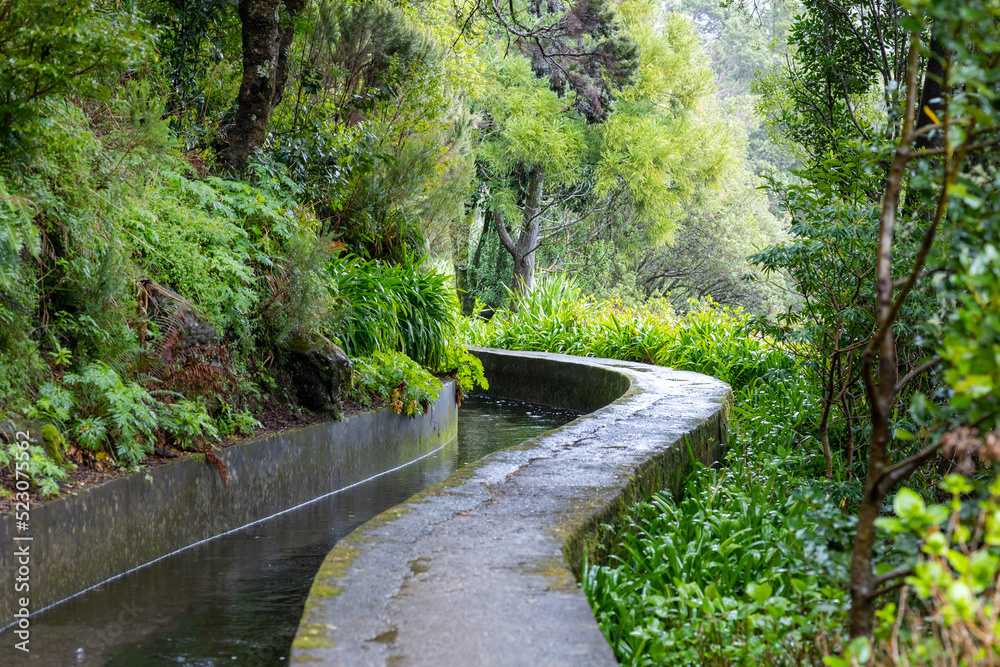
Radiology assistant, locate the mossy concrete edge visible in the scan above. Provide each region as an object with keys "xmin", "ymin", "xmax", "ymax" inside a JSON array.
[
  {"xmin": 0, "ymin": 382, "xmax": 457, "ymax": 621},
  {"xmin": 291, "ymin": 349, "xmax": 730, "ymax": 666}
]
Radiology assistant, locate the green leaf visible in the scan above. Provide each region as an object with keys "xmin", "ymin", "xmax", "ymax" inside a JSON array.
[
  {"xmin": 940, "ymin": 474, "xmax": 973, "ymax": 495},
  {"xmin": 848, "ymin": 636, "xmax": 872, "ymax": 664},
  {"xmin": 893, "ymin": 488, "xmax": 926, "ymax": 520},
  {"xmin": 922, "ymin": 531, "xmax": 947, "ymax": 556},
  {"xmin": 747, "ymin": 581, "xmax": 773, "ymax": 604},
  {"xmin": 875, "ymin": 516, "xmax": 905, "ymax": 533}
]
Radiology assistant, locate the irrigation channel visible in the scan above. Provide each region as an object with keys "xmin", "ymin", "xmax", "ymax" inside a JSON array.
[{"xmin": 0, "ymin": 395, "xmax": 578, "ymax": 666}]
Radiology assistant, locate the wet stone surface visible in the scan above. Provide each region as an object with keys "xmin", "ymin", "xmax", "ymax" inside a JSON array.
[{"xmin": 292, "ymin": 349, "xmax": 731, "ymax": 667}]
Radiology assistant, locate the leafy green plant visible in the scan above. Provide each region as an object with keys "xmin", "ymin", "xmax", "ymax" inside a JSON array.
[
  {"xmin": 46, "ymin": 363, "xmax": 160, "ymax": 464},
  {"xmin": 74, "ymin": 416, "xmax": 108, "ymax": 451},
  {"xmin": 29, "ymin": 381, "xmax": 75, "ymax": 426},
  {"xmin": 348, "ymin": 351, "xmax": 442, "ymax": 417},
  {"xmin": 462, "ymin": 275, "xmax": 784, "ymax": 394},
  {"xmin": 0, "ymin": 440, "xmax": 67, "ymax": 497},
  {"xmin": 159, "ymin": 399, "xmax": 219, "ymax": 450},
  {"xmin": 331, "ymin": 256, "xmax": 456, "ymax": 368},
  {"xmin": 214, "ymin": 403, "xmax": 261, "ymax": 438},
  {"xmin": 461, "ymin": 274, "xmax": 597, "ymax": 355},
  {"xmin": 436, "ymin": 339, "xmax": 489, "ymax": 398},
  {"xmin": 0, "ymin": 0, "xmax": 154, "ymax": 137},
  {"xmin": 856, "ymin": 475, "xmax": 1000, "ymax": 666},
  {"xmin": 31, "ymin": 364, "xmax": 229, "ymax": 461}
]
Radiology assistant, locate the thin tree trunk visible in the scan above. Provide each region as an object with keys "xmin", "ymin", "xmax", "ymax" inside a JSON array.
[
  {"xmin": 272, "ymin": 0, "xmax": 306, "ymax": 109},
  {"xmin": 818, "ymin": 319, "xmax": 843, "ymax": 479},
  {"xmin": 848, "ymin": 37, "xmax": 919, "ymax": 638},
  {"xmin": 495, "ymin": 165, "xmax": 545, "ymax": 312},
  {"xmin": 512, "ymin": 165, "xmax": 544, "ymax": 299},
  {"xmin": 472, "ymin": 210, "xmax": 493, "ymax": 270},
  {"xmin": 913, "ymin": 38, "xmax": 947, "ymax": 152},
  {"xmin": 902, "ymin": 36, "xmax": 947, "ymax": 213}
]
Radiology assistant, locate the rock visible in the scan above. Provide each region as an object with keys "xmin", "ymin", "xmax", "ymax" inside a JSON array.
[
  {"xmin": 141, "ymin": 279, "xmax": 231, "ymax": 404},
  {"xmin": 283, "ymin": 339, "xmax": 353, "ymax": 418},
  {"xmin": 0, "ymin": 420, "xmax": 65, "ymax": 464},
  {"xmin": 140, "ymin": 279, "xmax": 220, "ymax": 350}
]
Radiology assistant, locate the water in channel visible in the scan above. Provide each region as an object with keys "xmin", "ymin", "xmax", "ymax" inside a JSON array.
[{"xmin": 0, "ymin": 395, "xmax": 577, "ymax": 666}]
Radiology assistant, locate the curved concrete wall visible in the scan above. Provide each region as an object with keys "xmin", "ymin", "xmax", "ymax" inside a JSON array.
[
  {"xmin": 0, "ymin": 383, "xmax": 457, "ymax": 621},
  {"xmin": 292, "ymin": 349, "xmax": 731, "ymax": 666}
]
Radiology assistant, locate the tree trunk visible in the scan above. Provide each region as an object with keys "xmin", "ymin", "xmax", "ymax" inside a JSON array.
[
  {"xmin": 218, "ymin": 0, "xmax": 306, "ymax": 171},
  {"xmin": 903, "ymin": 36, "xmax": 947, "ymax": 213},
  {"xmin": 848, "ymin": 38, "xmax": 917, "ymax": 638},
  {"xmin": 495, "ymin": 165, "xmax": 545, "ymax": 311},
  {"xmin": 472, "ymin": 211, "xmax": 493, "ymax": 271},
  {"xmin": 455, "ymin": 265, "xmax": 473, "ymax": 316}
]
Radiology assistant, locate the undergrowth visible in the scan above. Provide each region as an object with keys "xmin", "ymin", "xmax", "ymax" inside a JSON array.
[
  {"xmin": 584, "ymin": 372, "xmax": 856, "ymax": 665},
  {"xmin": 348, "ymin": 351, "xmax": 443, "ymax": 417},
  {"xmin": 0, "ymin": 94, "xmax": 475, "ymax": 498}
]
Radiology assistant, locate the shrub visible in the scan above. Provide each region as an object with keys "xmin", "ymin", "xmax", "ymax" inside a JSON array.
[
  {"xmin": 57, "ymin": 363, "xmax": 160, "ymax": 464},
  {"xmin": 0, "ymin": 0, "xmax": 153, "ymax": 138},
  {"xmin": 348, "ymin": 351, "xmax": 442, "ymax": 417},
  {"xmin": 214, "ymin": 403, "xmax": 261, "ymax": 438},
  {"xmin": 159, "ymin": 399, "xmax": 219, "ymax": 450},
  {"xmin": 461, "ymin": 274, "xmax": 788, "ymax": 393},
  {"xmin": 29, "ymin": 363, "xmax": 228, "ymax": 465},
  {"xmin": 331, "ymin": 257, "xmax": 456, "ymax": 368},
  {"xmin": 0, "ymin": 439, "xmax": 67, "ymax": 498},
  {"xmin": 436, "ymin": 339, "xmax": 489, "ymax": 399},
  {"xmin": 853, "ymin": 475, "xmax": 1000, "ymax": 666}
]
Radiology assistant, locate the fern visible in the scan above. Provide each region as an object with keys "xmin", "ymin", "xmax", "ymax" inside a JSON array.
[
  {"xmin": 0, "ymin": 442, "xmax": 68, "ymax": 498},
  {"xmin": 348, "ymin": 351, "xmax": 442, "ymax": 417},
  {"xmin": 437, "ymin": 339, "xmax": 489, "ymax": 397},
  {"xmin": 159, "ymin": 400, "xmax": 219, "ymax": 450},
  {"xmin": 61, "ymin": 363, "xmax": 159, "ymax": 463}
]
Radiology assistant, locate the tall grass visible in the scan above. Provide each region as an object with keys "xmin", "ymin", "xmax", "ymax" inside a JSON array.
[
  {"xmin": 461, "ymin": 274, "xmax": 788, "ymax": 392},
  {"xmin": 331, "ymin": 256, "xmax": 456, "ymax": 368}
]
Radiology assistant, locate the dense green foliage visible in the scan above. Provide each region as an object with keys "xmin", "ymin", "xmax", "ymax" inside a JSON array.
[
  {"xmin": 331, "ymin": 257, "xmax": 456, "ymax": 368},
  {"xmin": 463, "ymin": 274, "xmax": 787, "ymax": 377},
  {"xmin": 347, "ymin": 350, "xmax": 442, "ymax": 418},
  {"xmin": 1, "ymin": 0, "xmax": 998, "ymax": 663},
  {"xmin": 0, "ymin": 0, "xmax": 495, "ymax": 499}
]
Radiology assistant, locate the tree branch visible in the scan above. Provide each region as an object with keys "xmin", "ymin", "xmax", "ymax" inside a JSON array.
[
  {"xmin": 895, "ymin": 355, "xmax": 942, "ymax": 393},
  {"xmin": 494, "ymin": 210, "xmax": 516, "ymax": 254}
]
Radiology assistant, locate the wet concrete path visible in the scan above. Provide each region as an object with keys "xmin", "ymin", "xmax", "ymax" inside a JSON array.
[{"xmin": 292, "ymin": 349, "xmax": 730, "ymax": 667}]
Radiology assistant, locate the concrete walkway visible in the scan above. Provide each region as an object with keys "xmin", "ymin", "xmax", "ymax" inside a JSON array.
[{"xmin": 291, "ymin": 349, "xmax": 730, "ymax": 666}]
